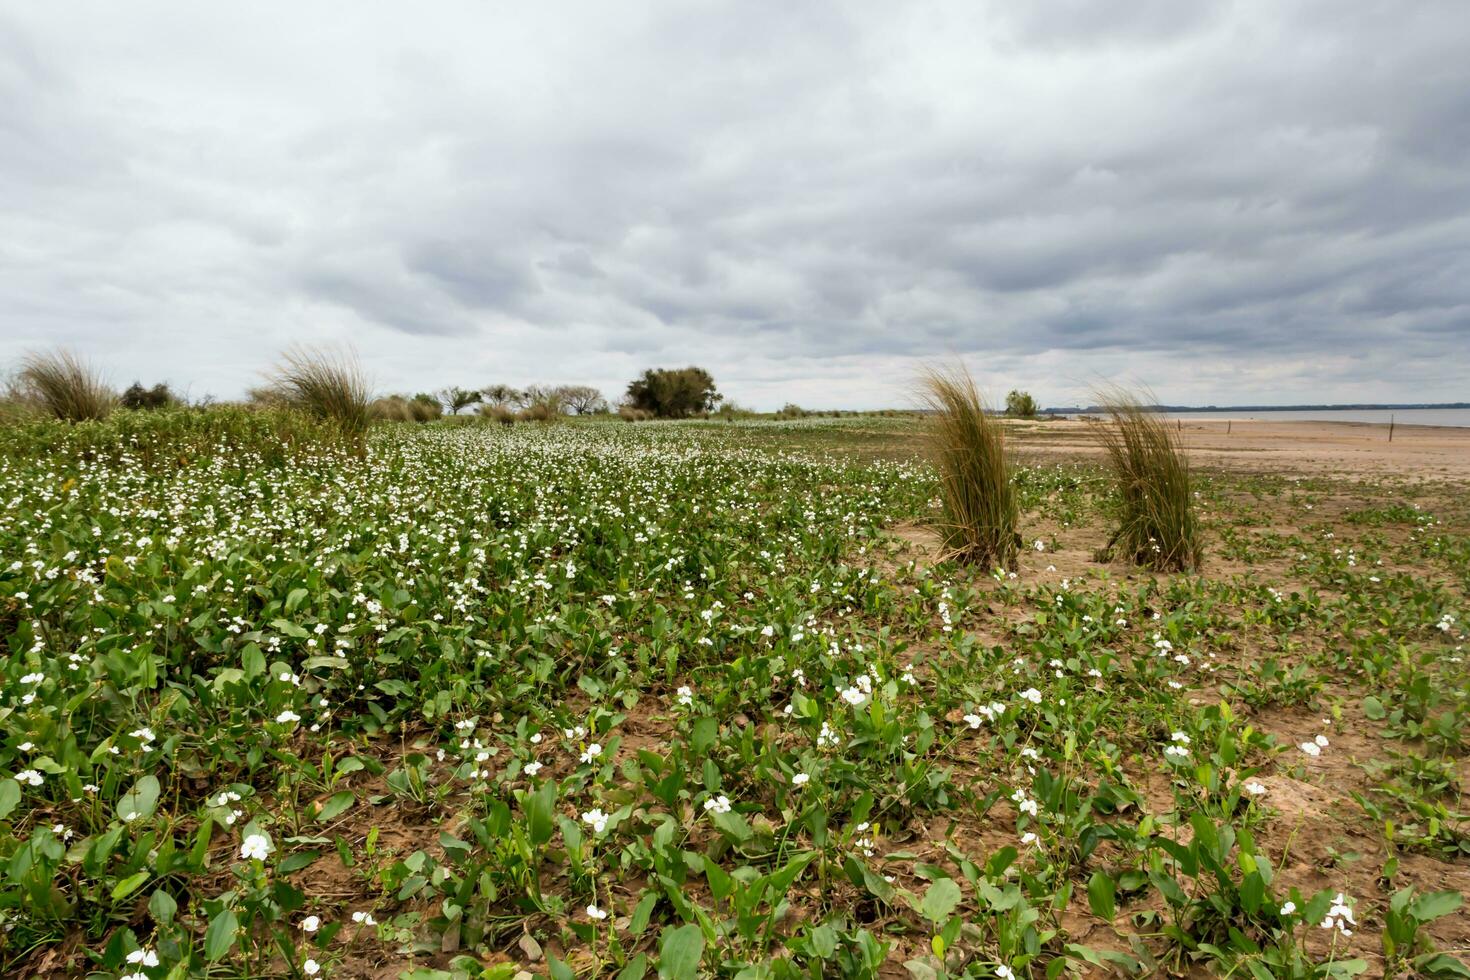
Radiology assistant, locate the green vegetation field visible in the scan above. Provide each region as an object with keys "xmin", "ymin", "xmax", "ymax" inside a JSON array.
[{"xmin": 1, "ymin": 413, "xmax": 1466, "ymax": 978}]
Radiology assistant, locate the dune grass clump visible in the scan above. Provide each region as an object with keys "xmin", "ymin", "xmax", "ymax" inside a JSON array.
[
  {"xmin": 919, "ymin": 366, "xmax": 1020, "ymax": 569},
  {"xmin": 1093, "ymin": 391, "xmax": 1202, "ymax": 571},
  {"xmin": 17, "ymin": 349, "xmax": 115, "ymax": 422},
  {"xmin": 268, "ymin": 346, "xmax": 373, "ymax": 443}
]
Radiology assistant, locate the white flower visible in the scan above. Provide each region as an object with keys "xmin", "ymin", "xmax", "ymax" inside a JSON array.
[
  {"xmin": 1018, "ymin": 688, "xmax": 1042, "ymax": 705},
  {"xmin": 240, "ymin": 833, "xmax": 271, "ymax": 861},
  {"xmin": 1320, "ymin": 893, "xmax": 1356, "ymax": 936},
  {"xmin": 1020, "ymin": 831, "xmax": 1038, "ymax": 846},
  {"xmin": 580, "ymin": 743, "xmax": 603, "ymax": 764},
  {"xmin": 1170, "ymin": 732, "xmax": 1190, "ymax": 745},
  {"xmin": 1245, "ymin": 781, "xmax": 1267, "ymax": 796},
  {"xmin": 523, "ymin": 760, "xmax": 543, "ymax": 777},
  {"xmin": 703, "ymin": 794, "xmax": 732, "ymax": 814},
  {"xmin": 303, "ymin": 959, "xmax": 321, "ymax": 976},
  {"xmin": 351, "ymin": 910, "xmax": 377, "ymax": 925},
  {"xmin": 586, "ymin": 904, "xmax": 608, "ymax": 920},
  {"xmin": 126, "ymin": 949, "xmax": 160, "ymax": 967},
  {"xmin": 1033, "ymin": 539, "xmax": 1045, "ymax": 551},
  {"xmin": 963, "ymin": 713, "xmax": 983, "ymax": 729},
  {"xmin": 840, "ymin": 686, "xmax": 866, "ymax": 706},
  {"xmin": 791, "ymin": 772, "xmax": 810, "ymax": 787},
  {"xmin": 15, "ymin": 769, "xmax": 43, "ymax": 787},
  {"xmin": 275, "ymin": 710, "xmax": 301, "ymax": 723},
  {"xmin": 1299, "ymin": 741, "xmax": 1321, "ymax": 757},
  {"xmin": 998, "ymin": 966, "xmax": 1017, "ymax": 980},
  {"xmin": 1314, "ymin": 734, "xmax": 1329, "ymax": 748},
  {"xmin": 581, "ymin": 808, "xmax": 608, "ymax": 833},
  {"xmin": 1164, "ymin": 744, "xmax": 1190, "ymax": 760},
  {"xmin": 1280, "ymin": 901, "xmax": 1296, "ymax": 916},
  {"xmin": 301, "ymin": 915, "xmax": 321, "ymax": 932},
  {"xmin": 122, "ymin": 973, "xmax": 148, "ymax": 980},
  {"xmin": 675, "ymin": 686, "xmax": 693, "ymax": 707}
]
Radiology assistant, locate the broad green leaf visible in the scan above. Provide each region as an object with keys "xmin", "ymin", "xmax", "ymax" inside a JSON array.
[
  {"xmin": 111, "ymin": 870, "xmax": 150, "ymax": 901},
  {"xmin": 658, "ymin": 923, "xmax": 705, "ymax": 980},
  {"xmin": 116, "ymin": 775, "xmax": 161, "ymax": 823},
  {"xmin": 314, "ymin": 791, "xmax": 355, "ymax": 823},
  {"xmin": 1087, "ymin": 871, "xmax": 1116, "ymax": 920},
  {"xmin": 918, "ymin": 878, "xmax": 961, "ymax": 924},
  {"xmin": 0, "ymin": 780, "xmax": 20, "ymax": 820},
  {"xmin": 204, "ymin": 908, "xmax": 239, "ymax": 961}
]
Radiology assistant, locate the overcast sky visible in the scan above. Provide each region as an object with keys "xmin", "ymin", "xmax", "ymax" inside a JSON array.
[{"xmin": 3, "ymin": 2, "xmax": 1468, "ymax": 409}]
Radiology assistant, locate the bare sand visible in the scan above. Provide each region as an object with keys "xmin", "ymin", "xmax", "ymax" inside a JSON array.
[{"xmin": 1005, "ymin": 417, "xmax": 1470, "ymax": 480}]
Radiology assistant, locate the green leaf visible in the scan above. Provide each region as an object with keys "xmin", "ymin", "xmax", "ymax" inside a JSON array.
[
  {"xmin": 918, "ymin": 878, "xmax": 961, "ymax": 924},
  {"xmin": 241, "ymin": 643, "xmax": 266, "ymax": 679},
  {"xmin": 629, "ymin": 890, "xmax": 659, "ymax": 935},
  {"xmin": 314, "ymin": 791, "xmax": 355, "ymax": 823},
  {"xmin": 1362, "ymin": 695, "xmax": 1385, "ymax": 720},
  {"xmin": 524, "ymin": 779, "xmax": 557, "ymax": 846},
  {"xmin": 658, "ymin": 923, "xmax": 705, "ymax": 980},
  {"xmin": 115, "ymin": 775, "xmax": 161, "ymax": 823},
  {"xmin": 270, "ymin": 618, "xmax": 309, "ymax": 639},
  {"xmin": 1409, "ymin": 891, "xmax": 1462, "ymax": 923},
  {"xmin": 148, "ymin": 889, "xmax": 177, "ymax": 927},
  {"xmin": 1087, "ymin": 871, "xmax": 1116, "ymax": 920},
  {"xmin": 690, "ymin": 717, "xmax": 718, "ymax": 756},
  {"xmin": 204, "ymin": 908, "xmax": 239, "ymax": 961},
  {"xmin": 1411, "ymin": 953, "xmax": 1470, "ymax": 979},
  {"xmin": 111, "ymin": 870, "xmax": 150, "ymax": 901},
  {"xmin": 278, "ymin": 851, "xmax": 319, "ymax": 874},
  {"xmin": 0, "ymin": 779, "xmax": 20, "ymax": 820},
  {"xmin": 615, "ymin": 954, "xmax": 649, "ymax": 980},
  {"xmin": 285, "ymin": 587, "xmax": 309, "ymax": 613}
]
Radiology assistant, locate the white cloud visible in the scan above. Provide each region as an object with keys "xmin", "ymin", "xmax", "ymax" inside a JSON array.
[{"xmin": 2, "ymin": 0, "xmax": 1468, "ymax": 409}]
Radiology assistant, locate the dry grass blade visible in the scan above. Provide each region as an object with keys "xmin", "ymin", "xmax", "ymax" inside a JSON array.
[
  {"xmin": 918, "ymin": 365, "xmax": 1020, "ymax": 570},
  {"xmin": 1092, "ymin": 388, "xmax": 1202, "ymax": 571},
  {"xmin": 269, "ymin": 346, "xmax": 373, "ymax": 443},
  {"xmin": 18, "ymin": 349, "xmax": 115, "ymax": 422}
]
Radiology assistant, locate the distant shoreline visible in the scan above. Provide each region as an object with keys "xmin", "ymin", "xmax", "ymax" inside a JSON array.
[{"xmin": 1044, "ymin": 403, "xmax": 1469, "ymax": 414}]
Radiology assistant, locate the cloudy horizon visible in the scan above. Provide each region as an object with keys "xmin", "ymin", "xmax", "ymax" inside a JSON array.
[{"xmin": 2, "ymin": 1, "xmax": 1468, "ymax": 410}]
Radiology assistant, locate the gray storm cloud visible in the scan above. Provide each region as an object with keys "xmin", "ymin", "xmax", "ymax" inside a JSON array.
[{"xmin": 1, "ymin": 0, "xmax": 1467, "ymax": 409}]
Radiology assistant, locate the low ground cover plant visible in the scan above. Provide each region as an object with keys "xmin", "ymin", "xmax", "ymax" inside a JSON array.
[{"xmin": 0, "ymin": 411, "xmax": 1464, "ymax": 978}]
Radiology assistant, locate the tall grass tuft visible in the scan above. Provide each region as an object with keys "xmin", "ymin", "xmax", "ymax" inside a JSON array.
[
  {"xmin": 1092, "ymin": 390, "xmax": 1202, "ymax": 571},
  {"xmin": 17, "ymin": 349, "xmax": 115, "ymax": 422},
  {"xmin": 268, "ymin": 346, "xmax": 373, "ymax": 444},
  {"xmin": 919, "ymin": 366, "xmax": 1020, "ymax": 569}
]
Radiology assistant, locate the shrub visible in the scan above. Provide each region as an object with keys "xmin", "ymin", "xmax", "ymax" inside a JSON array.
[
  {"xmin": 121, "ymin": 382, "xmax": 177, "ymax": 410},
  {"xmin": 267, "ymin": 346, "xmax": 373, "ymax": 443},
  {"xmin": 1005, "ymin": 389, "xmax": 1038, "ymax": 419},
  {"xmin": 919, "ymin": 366, "xmax": 1020, "ymax": 569},
  {"xmin": 618, "ymin": 404, "xmax": 654, "ymax": 422},
  {"xmin": 479, "ymin": 403, "xmax": 517, "ymax": 427},
  {"xmin": 625, "ymin": 367, "xmax": 720, "ymax": 418},
  {"xmin": 0, "ymin": 404, "xmax": 345, "ymax": 470},
  {"xmin": 777, "ymin": 403, "xmax": 808, "ymax": 419},
  {"xmin": 17, "ymin": 349, "xmax": 115, "ymax": 422},
  {"xmin": 522, "ymin": 385, "xmax": 567, "ymax": 420},
  {"xmin": 1092, "ymin": 391, "xmax": 1202, "ymax": 571},
  {"xmin": 372, "ymin": 393, "xmax": 442, "ymax": 422}
]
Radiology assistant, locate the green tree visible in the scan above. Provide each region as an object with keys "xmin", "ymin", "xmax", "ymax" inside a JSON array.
[
  {"xmin": 1005, "ymin": 389, "xmax": 1038, "ymax": 418},
  {"xmin": 624, "ymin": 367, "xmax": 720, "ymax": 418},
  {"xmin": 439, "ymin": 386, "xmax": 482, "ymax": 415}
]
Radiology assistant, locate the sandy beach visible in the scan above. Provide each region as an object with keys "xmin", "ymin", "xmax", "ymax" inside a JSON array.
[{"xmin": 1008, "ymin": 417, "xmax": 1470, "ymax": 479}]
